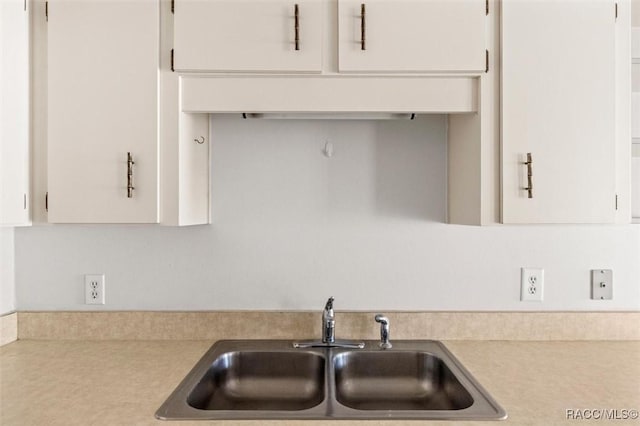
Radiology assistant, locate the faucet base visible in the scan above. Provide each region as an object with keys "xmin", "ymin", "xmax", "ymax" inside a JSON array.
[{"xmin": 293, "ymin": 339, "xmax": 365, "ymax": 349}]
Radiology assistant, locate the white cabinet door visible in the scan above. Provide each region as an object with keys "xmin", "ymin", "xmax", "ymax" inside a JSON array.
[
  {"xmin": 502, "ymin": 0, "xmax": 616, "ymax": 224},
  {"xmin": 633, "ymin": 158, "xmax": 640, "ymax": 219},
  {"xmin": 174, "ymin": 0, "xmax": 323, "ymax": 72},
  {"xmin": 0, "ymin": 0, "xmax": 30, "ymax": 226},
  {"xmin": 48, "ymin": 0, "xmax": 159, "ymax": 223},
  {"xmin": 633, "ymin": 93, "xmax": 640, "ymax": 139},
  {"xmin": 338, "ymin": 0, "xmax": 487, "ymax": 73}
]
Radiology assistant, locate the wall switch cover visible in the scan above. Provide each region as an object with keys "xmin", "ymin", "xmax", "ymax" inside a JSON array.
[{"xmin": 591, "ymin": 269, "xmax": 612, "ymax": 300}]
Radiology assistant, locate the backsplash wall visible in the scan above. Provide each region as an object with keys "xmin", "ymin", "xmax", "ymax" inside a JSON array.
[
  {"xmin": 0, "ymin": 227, "xmax": 15, "ymax": 315},
  {"xmin": 15, "ymin": 116, "xmax": 640, "ymax": 311}
]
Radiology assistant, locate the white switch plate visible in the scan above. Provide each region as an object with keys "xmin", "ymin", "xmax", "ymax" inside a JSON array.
[
  {"xmin": 85, "ymin": 274, "xmax": 105, "ymax": 305},
  {"xmin": 521, "ymin": 268, "xmax": 544, "ymax": 302},
  {"xmin": 591, "ymin": 269, "xmax": 612, "ymax": 300}
]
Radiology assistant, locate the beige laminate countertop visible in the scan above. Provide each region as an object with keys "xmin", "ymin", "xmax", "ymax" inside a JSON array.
[{"xmin": 1, "ymin": 340, "xmax": 639, "ymax": 426}]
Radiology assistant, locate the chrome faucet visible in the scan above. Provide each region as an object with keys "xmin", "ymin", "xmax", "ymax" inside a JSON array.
[
  {"xmin": 322, "ymin": 297, "xmax": 336, "ymax": 344},
  {"xmin": 293, "ymin": 297, "xmax": 364, "ymax": 349},
  {"xmin": 375, "ymin": 314, "xmax": 392, "ymax": 349}
]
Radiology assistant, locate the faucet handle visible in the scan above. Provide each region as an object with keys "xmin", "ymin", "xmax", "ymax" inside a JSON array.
[
  {"xmin": 324, "ymin": 297, "xmax": 334, "ymax": 311},
  {"xmin": 374, "ymin": 314, "xmax": 388, "ymax": 324},
  {"xmin": 374, "ymin": 314, "xmax": 392, "ymax": 349}
]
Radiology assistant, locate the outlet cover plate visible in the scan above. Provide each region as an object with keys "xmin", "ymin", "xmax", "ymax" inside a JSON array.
[
  {"xmin": 85, "ymin": 274, "xmax": 105, "ymax": 305},
  {"xmin": 521, "ymin": 268, "xmax": 544, "ymax": 302},
  {"xmin": 591, "ymin": 269, "xmax": 613, "ymax": 300}
]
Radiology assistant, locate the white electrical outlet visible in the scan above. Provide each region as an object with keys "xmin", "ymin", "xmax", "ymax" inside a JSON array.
[
  {"xmin": 85, "ymin": 274, "xmax": 105, "ymax": 305},
  {"xmin": 521, "ymin": 268, "xmax": 544, "ymax": 301}
]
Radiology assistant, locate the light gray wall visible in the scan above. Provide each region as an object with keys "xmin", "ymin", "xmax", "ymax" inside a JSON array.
[
  {"xmin": 0, "ymin": 227, "xmax": 15, "ymax": 314},
  {"xmin": 14, "ymin": 116, "xmax": 640, "ymax": 311}
]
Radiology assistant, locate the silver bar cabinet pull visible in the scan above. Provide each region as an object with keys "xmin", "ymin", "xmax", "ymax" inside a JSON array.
[
  {"xmin": 360, "ymin": 3, "xmax": 366, "ymax": 50},
  {"xmin": 127, "ymin": 152, "xmax": 135, "ymax": 198},
  {"xmin": 523, "ymin": 152, "xmax": 533, "ymax": 199},
  {"xmin": 294, "ymin": 4, "xmax": 300, "ymax": 51}
]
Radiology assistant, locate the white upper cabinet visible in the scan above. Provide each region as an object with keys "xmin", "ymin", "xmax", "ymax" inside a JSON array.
[
  {"xmin": 0, "ymin": 0, "xmax": 30, "ymax": 226},
  {"xmin": 174, "ymin": 0, "xmax": 324, "ymax": 72},
  {"xmin": 633, "ymin": 28, "xmax": 639, "ymax": 139},
  {"xmin": 338, "ymin": 0, "xmax": 487, "ymax": 73},
  {"xmin": 174, "ymin": 0, "xmax": 486, "ymax": 74},
  {"xmin": 501, "ymin": 0, "xmax": 616, "ymax": 224},
  {"xmin": 47, "ymin": 0, "xmax": 159, "ymax": 223}
]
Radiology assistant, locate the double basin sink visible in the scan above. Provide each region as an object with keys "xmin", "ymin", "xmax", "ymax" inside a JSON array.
[{"xmin": 156, "ymin": 340, "xmax": 506, "ymax": 420}]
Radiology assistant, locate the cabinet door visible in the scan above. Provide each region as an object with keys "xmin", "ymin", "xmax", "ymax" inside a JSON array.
[
  {"xmin": 48, "ymin": 0, "xmax": 159, "ymax": 223},
  {"xmin": 0, "ymin": 0, "xmax": 30, "ymax": 226},
  {"xmin": 338, "ymin": 0, "xmax": 486, "ymax": 72},
  {"xmin": 633, "ymin": 158, "xmax": 640, "ymax": 219},
  {"xmin": 174, "ymin": 0, "xmax": 323, "ymax": 72},
  {"xmin": 502, "ymin": 0, "xmax": 616, "ymax": 224}
]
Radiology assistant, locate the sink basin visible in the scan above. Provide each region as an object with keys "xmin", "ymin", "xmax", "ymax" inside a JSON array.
[
  {"xmin": 156, "ymin": 341, "xmax": 329, "ymax": 420},
  {"xmin": 187, "ymin": 351, "xmax": 325, "ymax": 411},
  {"xmin": 156, "ymin": 340, "xmax": 506, "ymax": 421},
  {"xmin": 334, "ymin": 351, "xmax": 473, "ymax": 410}
]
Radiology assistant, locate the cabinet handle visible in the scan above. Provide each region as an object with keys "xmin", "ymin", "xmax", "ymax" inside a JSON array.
[
  {"xmin": 360, "ymin": 3, "xmax": 366, "ymax": 50},
  {"xmin": 294, "ymin": 4, "xmax": 300, "ymax": 51},
  {"xmin": 127, "ymin": 152, "xmax": 135, "ymax": 198},
  {"xmin": 522, "ymin": 152, "xmax": 533, "ymax": 199}
]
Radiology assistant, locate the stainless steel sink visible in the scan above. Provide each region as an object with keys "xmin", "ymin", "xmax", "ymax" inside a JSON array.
[
  {"xmin": 187, "ymin": 350, "xmax": 325, "ymax": 411},
  {"xmin": 333, "ymin": 351, "xmax": 473, "ymax": 411},
  {"xmin": 156, "ymin": 341, "xmax": 328, "ymax": 420},
  {"xmin": 156, "ymin": 340, "xmax": 506, "ymax": 421}
]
